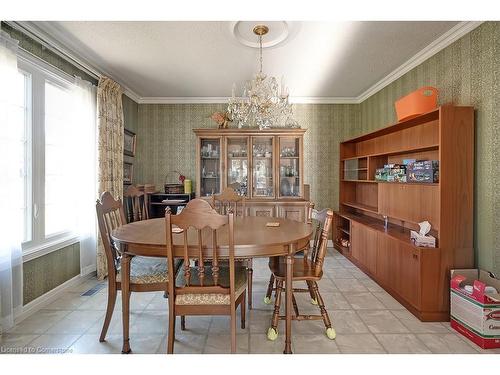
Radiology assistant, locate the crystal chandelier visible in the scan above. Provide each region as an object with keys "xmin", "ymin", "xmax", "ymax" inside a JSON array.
[{"xmin": 228, "ymin": 25, "xmax": 299, "ymax": 130}]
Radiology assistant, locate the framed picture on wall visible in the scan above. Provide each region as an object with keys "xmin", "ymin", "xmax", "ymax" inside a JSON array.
[
  {"xmin": 124, "ymin": 129, "xmax": 136, "ymax": 156},
  {"xmin": 124, "ymin": 162, "xmax": 134, "ymax": 184}
]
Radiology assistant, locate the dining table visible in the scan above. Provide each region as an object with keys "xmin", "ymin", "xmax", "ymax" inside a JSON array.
[{"xmin": 111, "ymin": 215, "xmax": 313, "ymax": 354}]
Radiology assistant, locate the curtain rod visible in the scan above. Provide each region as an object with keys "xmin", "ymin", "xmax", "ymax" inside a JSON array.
[{"xmin": 5, "ymin": 21, "xmax": 101, "ymax": 81}]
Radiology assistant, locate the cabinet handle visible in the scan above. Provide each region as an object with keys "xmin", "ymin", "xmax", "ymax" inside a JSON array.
[{"xmin": 413, "ymin": 254, "xmax": 418, "ymax": 260}]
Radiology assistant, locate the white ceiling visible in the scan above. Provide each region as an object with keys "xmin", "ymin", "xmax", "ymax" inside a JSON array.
[{"xmin": 32, "ymin": 21, "xmax": 460, "ymax": 100}]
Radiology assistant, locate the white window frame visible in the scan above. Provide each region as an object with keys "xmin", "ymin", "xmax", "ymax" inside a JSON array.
[{"xmin": 18, "ymin": 52, "xmax": 80, "ymax": 261}]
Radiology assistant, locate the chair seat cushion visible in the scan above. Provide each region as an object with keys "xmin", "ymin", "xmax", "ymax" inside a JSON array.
[
  {"xmin": 175, "ymin": 265, "xmax": 247, "ymax": 305},
  {"xmin": 116, "ymin": 257, "xmax": 182, "ymax": 284}
]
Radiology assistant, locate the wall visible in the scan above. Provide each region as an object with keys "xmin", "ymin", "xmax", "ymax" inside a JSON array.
[
  {"xmin": 23, "ymin": 244, "xmax": 80, "ymax": 304},
  {"xmin": 135, "ymin": 104, "xmax": 359, "ymax": 210},
  {"xmin": 122, "ymin": 94, "xmax": 139, "ymax": 183},
  {"xmin": 357, "ymin": 21, "xmax": 500, "ymax": 274}
]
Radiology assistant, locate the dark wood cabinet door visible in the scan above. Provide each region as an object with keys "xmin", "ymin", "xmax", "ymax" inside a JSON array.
[
  {"xmin": 376, "ymin": 233, "xmax": 399, "ymax": 286},
  {"xmin": 397, "ymin": 243, "xmax": 421, "ymax": 309},
  {"xmin": 350, "ymin": 222, "xmax": 362, "ymax": 262},
  {"xmin": 351, "ymin": 222, "xmax": 377, "ymax": 275}
]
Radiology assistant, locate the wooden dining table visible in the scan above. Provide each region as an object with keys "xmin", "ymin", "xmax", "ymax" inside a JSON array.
[{"xmin": 111, "ymin": 215, "xmax": 313, "ymax": 354}]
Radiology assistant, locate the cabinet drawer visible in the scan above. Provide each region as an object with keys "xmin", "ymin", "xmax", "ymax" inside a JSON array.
[
  {"xmin": 277, "ymin": 205, "xmax": 305, "ymax": 222},
  {"xmin": 248, "ymin": 205, "xmax": 275, "ymax": 217}
]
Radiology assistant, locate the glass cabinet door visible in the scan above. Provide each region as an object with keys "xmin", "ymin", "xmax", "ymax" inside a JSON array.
[
  {"xmin": 252, "ymin": 137, "xmax": 274, "ymax": 198},
  {"xmin": 226, "ymin": 137, "xmax": 249, "ymax": 196},
  {"xmin": 279, "ymin": 137, "xmax": 301, "ymax": 197},
  {"xmin": 200, "ymin": 138, "xmax": 221, "ymax": 197}
]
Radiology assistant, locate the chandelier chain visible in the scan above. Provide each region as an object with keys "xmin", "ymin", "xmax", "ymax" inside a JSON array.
[{"xmin": 259, "ymin": 35, "xmax": 263, "ymax": 74}]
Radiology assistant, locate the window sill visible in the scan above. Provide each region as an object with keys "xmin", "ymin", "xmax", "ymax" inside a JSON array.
[{"xmin": 22, "ymin": 235, "xmax": 80, "ymax": 262}]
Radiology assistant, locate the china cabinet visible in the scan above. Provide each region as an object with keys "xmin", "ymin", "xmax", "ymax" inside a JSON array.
[{"xmin": 194, "ymin": 128, "xmax": 309, "ymax": 221}]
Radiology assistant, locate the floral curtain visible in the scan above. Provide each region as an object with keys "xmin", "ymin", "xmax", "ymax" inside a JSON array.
[{"xmin": 97, "ymin": 77, "xmax": 124, "ymax": 280}]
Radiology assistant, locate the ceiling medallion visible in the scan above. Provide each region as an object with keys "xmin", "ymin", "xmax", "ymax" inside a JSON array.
[{"xmin": 228, "ymin": 24, "xmax": 299, "ymax": 130}]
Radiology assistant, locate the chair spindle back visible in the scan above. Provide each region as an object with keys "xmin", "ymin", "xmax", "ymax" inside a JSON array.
[
  {"xmin": 310, "ymin": 208, "xmax": 333, "ymax": 274},
  {"xmin": 123, "ymin": 185, "xmax": 149, "ymax": 223},
  {"xmin": 165, "ymin": 199, "xmax": 236, "ymax": 295},
  {"xmin": 211, "ymin": 187, "xmax": 246, "ymax": 217},
  {"xmin": 96, "ymin": 192, "xmax": 127, "ymax": 276}
]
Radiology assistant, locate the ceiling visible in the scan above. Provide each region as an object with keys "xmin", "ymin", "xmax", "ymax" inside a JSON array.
[{"xmin": 32, "ymin": 21, "xmax": 461, "ymax": 100}]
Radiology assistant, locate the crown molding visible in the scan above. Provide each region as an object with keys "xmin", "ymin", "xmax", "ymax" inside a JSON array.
[
  {"xmin": 356, "ymin": 21, "xmax": 483, "ymax": 102},
  {"xmin": 137, "ymin": 96, "xmax": 359, "ymax": 104},
  {"xmin": 11, "ymin": 21, "xmax": 143, "ymax": 101},
  {"xmin": 13, "ymin": 21, "xmax": 483, "ymax": 105}
]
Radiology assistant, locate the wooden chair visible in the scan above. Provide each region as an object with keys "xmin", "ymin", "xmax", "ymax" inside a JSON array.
[
  {"xmin": 263, "ymin": 202, "xmax": 316, "ymax": 305},
  {"xmin": 123, "ymin": 185, "xmax": 149, "ymax": 223},
  {"xmin": 266, "ymin": 208, "xmax": 336, "ymax": 341},
  {"xmin": 165, "ymin": 198, "xmax": 247, "ymax": 354},
  {"xmin": 211, "ymin": 187, "xmax": 254, "ymax": 309},
  {"xmin": 96, "ymin": 192, "xmax": 182, "ymax": 350}
]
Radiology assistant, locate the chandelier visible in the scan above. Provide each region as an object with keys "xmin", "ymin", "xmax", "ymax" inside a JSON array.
[{"xmin": 228, "ymin": 25, "xmax": 299, "ymax": 130}]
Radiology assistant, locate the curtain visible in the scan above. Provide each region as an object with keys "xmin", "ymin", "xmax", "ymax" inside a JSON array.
[
  {"xmin": 72, "ymin": 77, "xmax": 98, "ymax": 276},
  {"xmin": 96, "ymin": 77, "xmax": 124, "ymax": 279},
  {"xmin": 0, "ymin": 31, "xmax": 23, "ymax": 334}
]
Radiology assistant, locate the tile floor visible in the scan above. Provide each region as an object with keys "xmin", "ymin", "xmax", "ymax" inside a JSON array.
[{"xmin": 2, "ymin": 248, "xmax": 498, "ymax": 354}]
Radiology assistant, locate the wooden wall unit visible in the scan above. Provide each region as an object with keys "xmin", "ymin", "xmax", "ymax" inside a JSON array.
[
  {"xmin": 193, "ymin": 128, "xmax": 310, "ymax": 221},
  {"xmin": 334, "ymin": 105, "xmax": 474, "ymax": 321}
]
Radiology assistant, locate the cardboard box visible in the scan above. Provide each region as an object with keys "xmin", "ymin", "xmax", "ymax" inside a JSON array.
[
  {"xmin": 450, "ymin": 269, "xmax": 500, "ymax": 349},
  {"xmin": 407, "ymin": 160, "xmax": 439, "ymax": 183}
]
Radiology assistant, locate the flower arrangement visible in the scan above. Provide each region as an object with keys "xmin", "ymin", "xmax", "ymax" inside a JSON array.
[
  {"xmin": 210, "ymin": 111, "xmax": 232, "ymax": 129},
  {"xmin": 174, "ymin": 170, "xmax": 186, "ymax": 183}
]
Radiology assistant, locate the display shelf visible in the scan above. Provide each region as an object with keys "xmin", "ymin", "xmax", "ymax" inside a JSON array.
[{"xmin": 341, "ymin": 201, "xmax": 378, "ymax": 214}]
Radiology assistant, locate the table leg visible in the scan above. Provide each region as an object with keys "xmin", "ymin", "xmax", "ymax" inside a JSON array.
[
  {"xmin": 121, "ymin": 254, "xmax": 131, "ymax": 354},
  {"xmin": 284, "ymin": 243, "xmax": 295, "ymax": 354}
]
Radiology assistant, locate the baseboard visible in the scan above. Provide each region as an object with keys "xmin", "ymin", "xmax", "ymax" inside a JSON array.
[
  {"xmin": 13, "ymin": 271, "xmax": 95, "ymax": 327},
  {"xmin": 81, "ymin": 264, "xmax": 97, "ymax": 276}
]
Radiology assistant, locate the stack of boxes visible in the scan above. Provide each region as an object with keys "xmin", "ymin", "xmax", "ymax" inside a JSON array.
[{"xmin": 374, "ymin": 159, "xmax": 439, "ymax": 183}]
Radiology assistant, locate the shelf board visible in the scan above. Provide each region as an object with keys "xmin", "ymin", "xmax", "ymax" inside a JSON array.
[
  {"xmin": 334, "ymin": 241, "xmax": 349, "ymax": 252},
  {"xmin": 338, "ymin": 227, "xmax": 350, "ymax": 235},
  {"xmin": 201, "ymin": 157, "xmax": 220, "ymax": 160},
  {"xmin": 376, "ymin": 181, "xmax": 439, "ymax": 186},
  {"xmin": 341, "ymin": 144, "xmax": 439, "ymax": 161},
  {"xmin": 280, "ymin": 156, "xmax": 299, "ymax": 159},
  {"xmin": 341, "ymin": 179, "xmax": 376, "ymax": 183},
  {"xmin": 202, "ymin": 176, "xmax": 220, "ymax": 179},
  {"xmin": 343, "ymin": 168, "xmax": 368, "ymax": 171},
  {"xmin": 338, "ymin": 211, "xmax": 439, "ymax": 249},
  {"xmin": 253, "ymin": 156, "xmax": 273, "ymax": 159},
  {"xmin": 228, "ymin": 156, "xmax": 248, "ymax": 159},
  {"xmin": 341, "ymin": 201, "xmax": 379, "ymax": 214}
]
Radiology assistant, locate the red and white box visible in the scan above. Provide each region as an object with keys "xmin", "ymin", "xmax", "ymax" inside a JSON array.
[{"xmin": 450, "ymin": 269, "xmax": 500, "ymax": 349}]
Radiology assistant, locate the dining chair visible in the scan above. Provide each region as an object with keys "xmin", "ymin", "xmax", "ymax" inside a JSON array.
[
  {"xmin": 123, "ymin": 184, "xmax": 149, "ymax": 223},
  {"xmin": 165, "ymin": 198, "xmax": 247, "ymax": 354},
  {"xmin": 266, "ymin": 208, "xmax": 336, "ymax": 341},
  {"xmin": 263, "ymin": 202, "xmax": 316, "ymax": 305},
  {"xmin": 211, "ymin": 187, "xmax": 254, "ymax": 309},
  {"xmin": 95, "ymin": 191, "xmax": 182, "ymax": 348}
]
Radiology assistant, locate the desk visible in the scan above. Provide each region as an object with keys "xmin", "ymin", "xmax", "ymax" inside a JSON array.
[{"xmin": 112, "ymin": 216, "xmax": 312, "ymax": 354}]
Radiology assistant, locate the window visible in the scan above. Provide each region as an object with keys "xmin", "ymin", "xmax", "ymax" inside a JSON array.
[
  {"xmin": 18, "ymin": 57, "xmax": 86, "ymax": 255},
  {"xmin": 44, "ymin": 81, "xmax": 75, "ymax": 237},
  {"xmin": 11, "ymin": 69, "xmax": 32, "ymax": 243}
]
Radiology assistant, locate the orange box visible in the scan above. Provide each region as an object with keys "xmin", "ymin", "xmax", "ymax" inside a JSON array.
[{"xmin": 395, "ymin": 87, "xmax": 438, "ymax": 122}]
